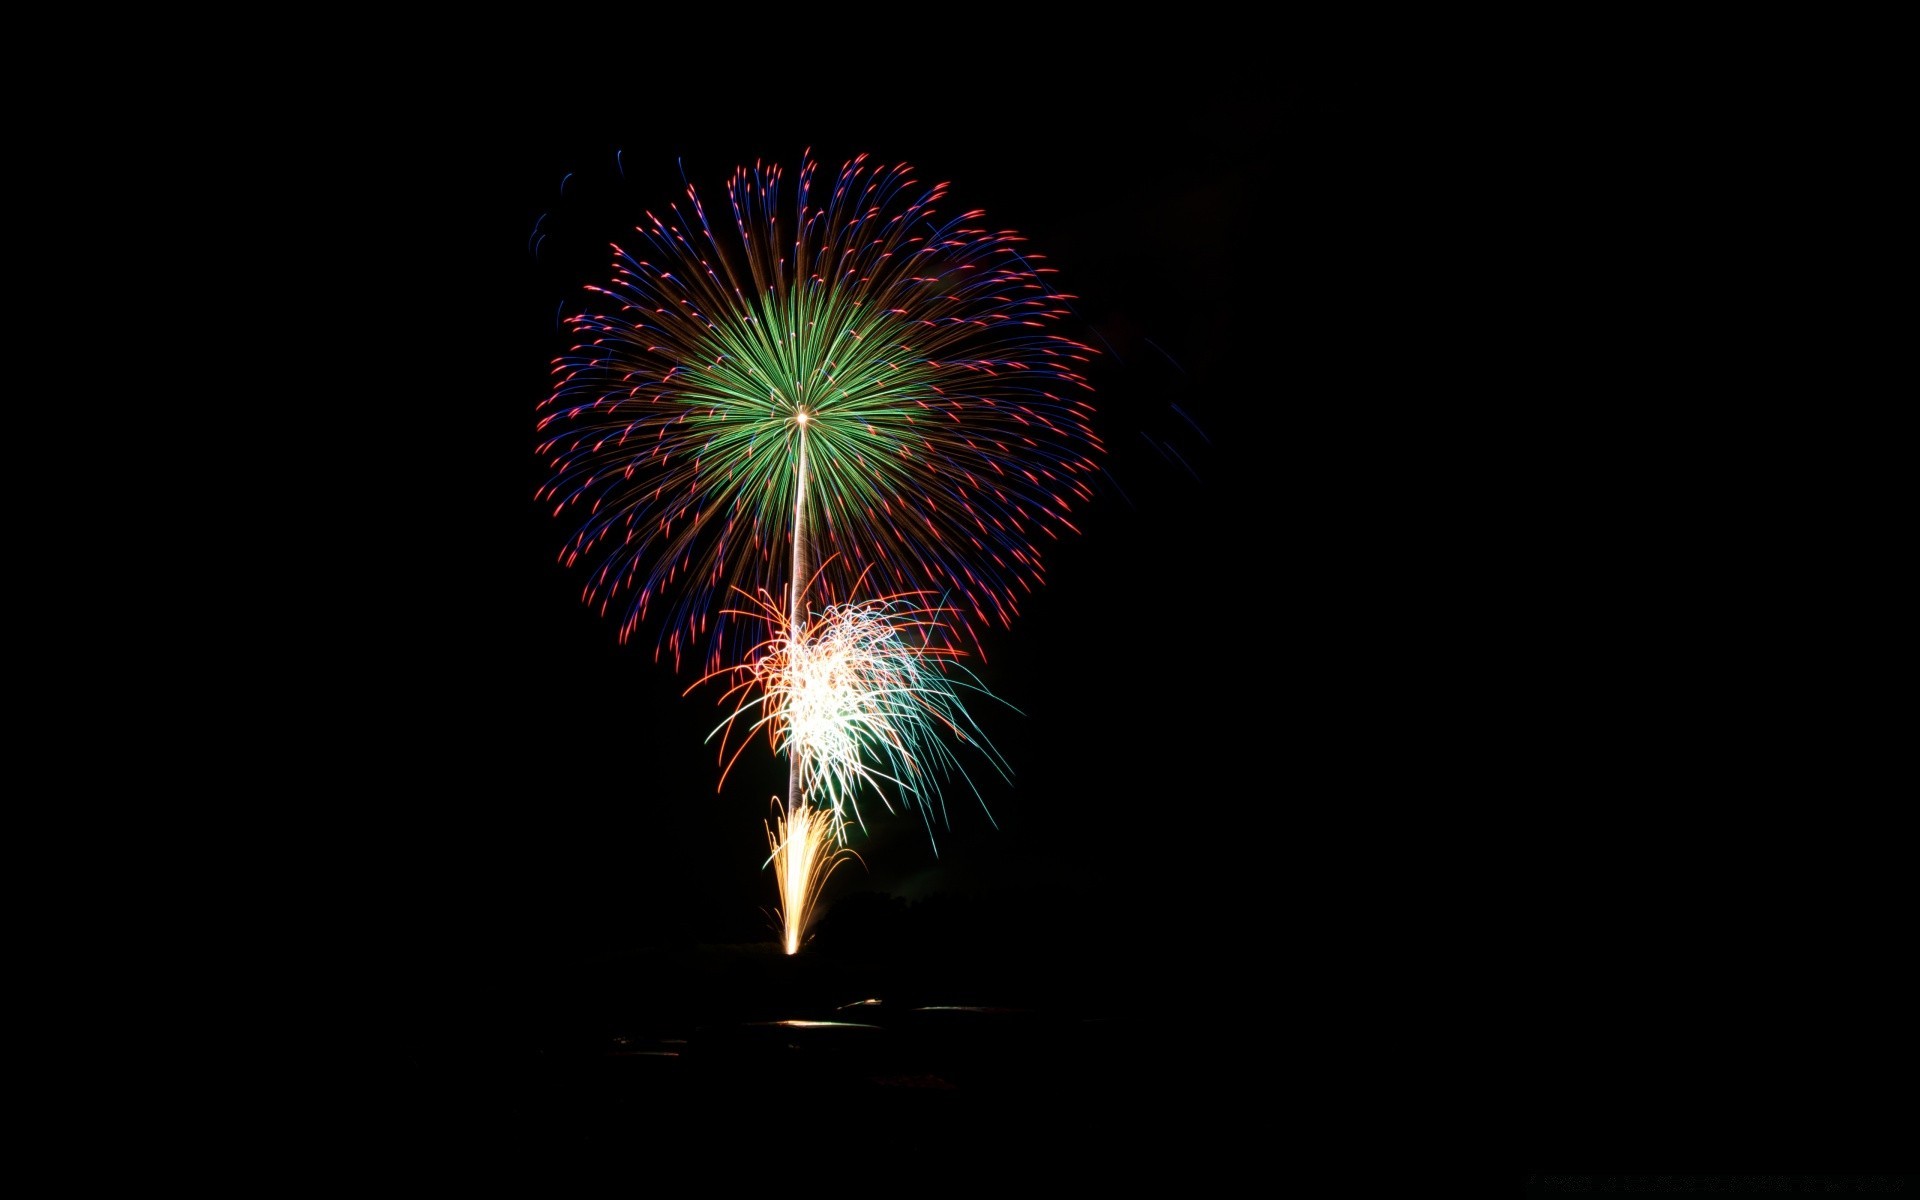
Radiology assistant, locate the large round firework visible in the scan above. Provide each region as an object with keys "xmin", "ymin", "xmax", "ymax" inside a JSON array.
[{"xmin": 536, "ymin": 152, "xmax": 1102, "ymax": 672}]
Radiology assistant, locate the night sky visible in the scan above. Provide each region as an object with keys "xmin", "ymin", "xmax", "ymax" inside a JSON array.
[
  {"xmin": 321, "ymin": 65, "xmax": 1900, "ymax": 1178},
  {"xmin": 345, "ymin": 79, "xmax": 1404, "ymax": 984}
]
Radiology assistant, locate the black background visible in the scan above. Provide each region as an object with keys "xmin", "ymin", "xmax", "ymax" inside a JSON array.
[
  {"xmin": 292, "ymin": 58, "xmax": 1903, "ymax": 1178},
  {"xmin": 316, "ymin": 69, "xmax": 1434, "ymax": 1171},
  {"xmin": 343, "ymin": 79, "xmax": 1401, "ymax": 982}
]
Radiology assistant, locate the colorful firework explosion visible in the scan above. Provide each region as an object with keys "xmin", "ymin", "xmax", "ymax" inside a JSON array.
[
  {"xmin": 696, "ymin": 578, "xmax": 1011, "ymax": 851},
  {"xmin": 536, "ymin": 152, "xmax": 1103, "ymax": 673}
]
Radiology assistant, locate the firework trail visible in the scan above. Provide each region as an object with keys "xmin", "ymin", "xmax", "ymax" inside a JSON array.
[{"xmin": 536, "ymin": 152, "xmax": 1103, "ymax": 674}]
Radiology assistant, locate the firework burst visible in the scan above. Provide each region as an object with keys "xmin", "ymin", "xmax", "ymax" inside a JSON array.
[
  {"xmin": 696, "ymin": 576, "xmax": 1011, "ymax": 852},
  {"xmin": 536, "ymin": 152, "xmax": 1103, "ymax": 673}
]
